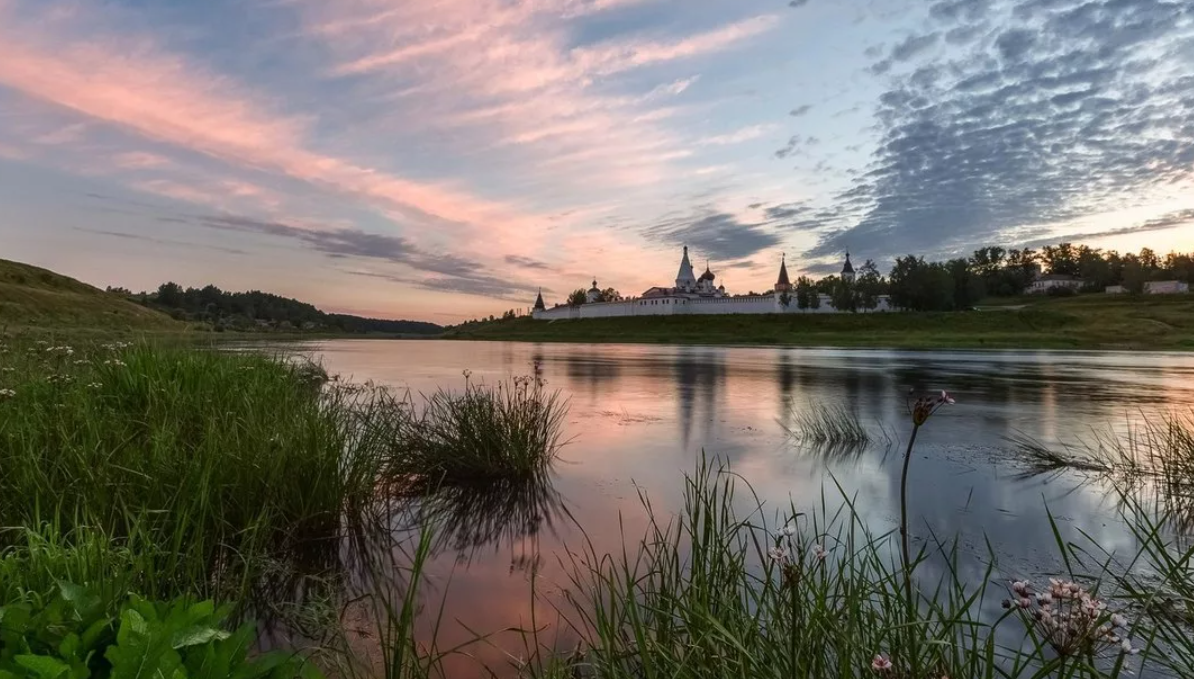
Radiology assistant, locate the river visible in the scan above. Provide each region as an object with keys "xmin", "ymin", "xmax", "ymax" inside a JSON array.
[{"xmin": 272, "ymin": 340, "xmax": 1194, "ymax": 676}]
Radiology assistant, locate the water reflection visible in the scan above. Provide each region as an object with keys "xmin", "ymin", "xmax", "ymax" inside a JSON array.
[
  {"xmin": 401, "ymin": 473, "xmax": 573, "ymax": 564},
  {"xmin": 270, "ymin": 340, "xmax": 1194, "ymax": 677}
]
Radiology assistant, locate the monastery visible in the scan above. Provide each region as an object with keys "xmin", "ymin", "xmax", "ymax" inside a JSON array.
[{"xmin": 531, "ymin": 246, "xmax": 891, "ymax": 320}]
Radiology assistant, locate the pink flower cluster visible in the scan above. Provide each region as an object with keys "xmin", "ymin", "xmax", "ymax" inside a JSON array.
[{"xmin": 1004, "ymin": 579, "xmax": 1137, "ymax": 657}]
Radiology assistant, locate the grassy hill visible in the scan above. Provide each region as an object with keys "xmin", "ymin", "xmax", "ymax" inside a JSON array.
[
  {"xmin": 445, "ymin": 294, "xmax": 1194, "ymax": 351},
  {"xmin": 0, "ymin": 259, "xmax": 180, "ymax": 332}
]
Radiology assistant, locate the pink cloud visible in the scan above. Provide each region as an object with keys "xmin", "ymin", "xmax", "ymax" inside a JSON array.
[
  {"xmin": 113, "ymin": 151, "xmax": 171, "ymax": 169},
  {"xmin": 299, "ymin": 1, "xmax": 778, "ymax": 192},
  {"xmin": 0, "ymin": 3, "xmax": 539, "ymax": 238}
]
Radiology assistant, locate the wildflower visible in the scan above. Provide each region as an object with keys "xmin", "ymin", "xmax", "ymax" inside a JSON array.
[
  {"xmin": 1120, "ymin": 638, "xmax": 1138, "ymax": 655},
  {"xmin": 780, "ymin": 524, "xmax": 796, "ymax": 537},
  {"xmin": 1037, "ymin": 592, "xmax": 1052, "ymax": 605},
  {"xmin": 1012, "ymin": 580, "xmax": 1031, "ymax": 596},
  {"xmin": 1111, "ymin": 613, "xmax": 1127, "ymax": 628},
  {"xmin": 908, "ymin": 389, "xmax": 955, "ymax": 426},
  {"xmin": 813, "ymin": 544, "xmax": 827, "ymax": 561},
  {"xmin": 0, "ymin": 388, "xmax": 14, "ymax": 400},
  {"xmin": 87, "ymin": 382, "xmax": 102, "ymax": 389},
  {"xmin": 1, "ymin": 367, "xmax": 13, "ymax": 373},
  {"xmin": 73, "ymin": 359, "xmax": 88, "ymax": 365},
  {"xmin": 767, "ymin": 546, "xmax": 788, "ymax": 562},
  {"xmin": 103, "ymin": 359, "xmax": 127, "ymax": 367},
  {"xmin": 871, "ymin": 655, "xmax": 892, "ymax": 672}
]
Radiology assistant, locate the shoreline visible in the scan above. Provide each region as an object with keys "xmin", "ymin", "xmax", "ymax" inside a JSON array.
[{"xmin": 441, "ymin": 296, "xmax": 1194, "ymax": 352}]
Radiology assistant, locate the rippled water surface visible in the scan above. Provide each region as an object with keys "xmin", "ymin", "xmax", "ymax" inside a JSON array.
[{"xmin": 280, "ymin": 340, "xmax": 1194, "ymax": 675}]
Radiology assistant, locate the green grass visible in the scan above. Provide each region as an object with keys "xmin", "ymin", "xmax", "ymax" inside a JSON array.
[
  {"xmin": 393, "ymin": 376, "xmax": 568, "ymax": 483},
  {"xmin": 0, "ymin": 259, "xmax": 180, "ymax": 332},
  {"xmin": 0, "ymin": 338, "xmax": 403, "ymax": 607},
  {"xmin": 446, "ymin": 294, "xmax": 1194, "ymax": 350}
]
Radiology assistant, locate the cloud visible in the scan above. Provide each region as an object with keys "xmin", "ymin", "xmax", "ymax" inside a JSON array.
[
  {"xmin": 1031, "ymin": 209, "xmax": 1194, "ymax": 246},
  {"xmin": 647, "ymin": 76, "xmax": 700, "ymax": 98},
  {"xmin": 0, "ymin": 2, "xmax": 536, "ymax": 236},
  {"xmin": 641, "ymin": 210, "xmax": 781, "ymax": 260},
  {"xmin": 700, "ymin": 124, "xmax": 774, "ymax": 146},
  {"xmin": 789, "ymin": 104, "xmax": 813, "ymax": 117},
  {"xmin": 808, "ymin": 0, "xmax": 1194, "ymax": 263},
  {"xmin": 505, "ymin": 255, "xmax": 553, "ymax": 270},
  {"xmin": 190, "ymin": 214, "xmax": 537, "ymax": 299},
  {"xmin": 76, "ymin": 227, "xmax": 249, "ymax": 255},
  {"xmin": 788, "ymin": 0, "xmax": 811, "ymax": 6},
  {"xmin": 889, "ymin": 33, "xmax": 940, "ymax": 62},
  {"xmin": 774, "ymin": 135, "xmax": 818, "ymax": 159}
]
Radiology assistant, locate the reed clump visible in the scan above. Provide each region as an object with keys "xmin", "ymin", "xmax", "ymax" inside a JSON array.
[
  {"xmin": 783, "ymin": 401, "xmax": 877, "ymax": 445},
  {"xmin": 393, "ymin": 375, "xmax": 567, "ymax": 483}
]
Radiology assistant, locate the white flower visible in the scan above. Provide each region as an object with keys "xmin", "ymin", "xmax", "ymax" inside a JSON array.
[
  {"xmin": 0, "ymin": 388, "xmax": 15, "ymax": 399},
  {"xmin": 1037, "ymin": 592, "xmax": 1052, "ymax": 605},
  {"xmin": 780, "ymin": 524, "xmax": 796, "ymax": 537},
  {"xmin": 1012, "ymin": 581, "xmax": 1030, "ymax": 595},
  {"xmin": 1120, "ymin": 638, "xmax": 1138, "ymax": 655},
  {"xmin": 1111, "ymin": 613, "xmax": 1127, "ymax": 628},
  {"xmin": 871, "ymin": 655, "xmax": 892, "ymax": 672},
  {"xmin": 87, "ymin": 382, "xmax": 102, "ymax": 389},
  {"xmin": 767, "ymin": 546, "xmax": 788, "ymax": 562},
  {"xmin": 813, "ymin": 544, "xmax": 827, "ymax": 561}
]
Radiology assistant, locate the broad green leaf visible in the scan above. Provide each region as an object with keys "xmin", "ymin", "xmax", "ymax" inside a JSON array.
[
  {"xmin": 170, "ymin": 626, "xmax": 228, "ymax": 650},
  {"xmin": 14, "ymin": 654, "xmax": 70, "ymax": 679}
]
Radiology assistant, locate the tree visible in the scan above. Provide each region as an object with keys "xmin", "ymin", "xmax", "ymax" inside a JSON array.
[
  {"xmin": 1122, "ymin": 259, "xmax": 1147, "ymax": 294},
  {"xmin": 855, "ymin": 259, "xmax": 885, "ymax": 311},
  {"xmin": 778, "ymin": 291, "xmax": 792, "ymax": 308},
  {"xmin": 1042, "ymin": 243, "xmax": 1080, "ymax": 276},
  {"xmin": 598, "ymin": 287, "xmax": 621, "ymax": 302},
  {"xmin": 795, "ymin": 276, "xmax": 819, "ymax": 311},
  {"xmin": 946, "ymin": 258, "xmax": 982, "ymax": 309},
  {"xmin": 887, "ymin": 256, "xmax": 953, "ymax": 311},
  {"xmin": 830, "ymin": 278, "xmax": 857, "ymax": 312},
  {"xmin": 567, "ymin": 289, "xmax": 588, "ymax": 306}
]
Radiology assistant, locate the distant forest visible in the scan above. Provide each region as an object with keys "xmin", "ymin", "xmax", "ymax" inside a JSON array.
[{"xmin": 109, "ymin": 282, "xmax": 442, "ymax": 335}]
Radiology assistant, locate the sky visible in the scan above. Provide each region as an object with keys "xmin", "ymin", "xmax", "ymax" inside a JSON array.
[{"xmin": 1, "ymin": 0, "xmax": 1192, "ymax": 323}]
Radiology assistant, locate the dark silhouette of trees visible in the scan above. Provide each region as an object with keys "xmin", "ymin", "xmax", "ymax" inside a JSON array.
[{"xmin": 125, "ymin": 283, "xmax": 441, "ymax": 334}]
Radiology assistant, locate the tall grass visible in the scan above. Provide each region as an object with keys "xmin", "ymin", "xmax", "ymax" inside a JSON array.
[
  {"xmin": 0, "ymin": 339, "xmax": 405, "ymax": 605},
  {"xmin": 394, "ymin": 376, "xmax": 567, "ymax": 482},
  {"xmin": 548, "ymin": 461, "xmax": 1163, "ymax": 679}
]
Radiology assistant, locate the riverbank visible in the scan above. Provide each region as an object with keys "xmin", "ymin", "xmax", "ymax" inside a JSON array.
[{"xmin": 445, "ymin": 295, "xmax": 1194, "ymax": 350}]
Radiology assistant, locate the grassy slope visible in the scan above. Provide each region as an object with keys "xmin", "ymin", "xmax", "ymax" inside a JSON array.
[
  {"xmin": 0, "ymin": 259, "xmax": 181, "ymax": 332},
  {"xmin": 446, "ymin": 294, "xmax": 1194, "ymax": 351}
]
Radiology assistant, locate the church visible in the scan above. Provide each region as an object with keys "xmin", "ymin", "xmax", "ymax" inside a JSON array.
[{"xmin": 531, "ymin": 247, "xmax": 889, "ymax": 320}]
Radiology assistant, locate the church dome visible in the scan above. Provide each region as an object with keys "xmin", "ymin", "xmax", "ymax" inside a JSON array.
[{"xmin": 699, "ymin": 266, "xmax": 716, "ymax": 282}]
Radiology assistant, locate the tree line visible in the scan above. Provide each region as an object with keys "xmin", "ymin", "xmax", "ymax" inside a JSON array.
[
  {"xmin": 797, "ymin": 243, "xmax": 1194, "ymax": 312},
  {"xmin": 111, "ymin": 282, "xmax": 443, "ymax": 334}
]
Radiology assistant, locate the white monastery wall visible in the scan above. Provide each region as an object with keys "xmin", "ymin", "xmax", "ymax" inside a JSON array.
[{"xmin": 533, "ymin": 294, "xmax": 891, "ymax": 320}]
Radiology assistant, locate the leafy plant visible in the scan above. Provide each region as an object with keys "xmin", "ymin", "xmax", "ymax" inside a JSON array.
[{"xmin": 0, "ymin": 582, "xmax": 320, "ymax": 679}]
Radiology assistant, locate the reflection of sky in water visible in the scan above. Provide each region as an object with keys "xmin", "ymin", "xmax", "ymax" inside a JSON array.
[{"xmin": 290, "ymin": 340, "xmax": 1194, "ymax": 677}]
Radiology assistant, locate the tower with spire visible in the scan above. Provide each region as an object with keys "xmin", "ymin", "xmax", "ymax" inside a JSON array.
[
  {"xmin": 841, "ymin": 252, "xmax": 855, "ymax": 284},
  {"xmin": 774, "ymin": 253, "xmax": 792, "ymax": 293},
  {"xmin": 675, "ymin": 246, "xmax": 697, "ymax": 292},
  {"xmin": 533, "ymin": 288, "xmax": 545, "ymax": 311}
]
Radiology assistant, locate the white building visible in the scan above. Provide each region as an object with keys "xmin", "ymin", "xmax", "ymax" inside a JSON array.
[
  {"xmin": 1144, "ymin": 280, "xmax": 1190, "ymax": 294},
  {"xmin": 532, "ymin": 247, "xmax": 890, "ymax": 320},
  {"xmin": 1029, "ymin": 274, "xmax": 1084, "ymax": 294}
]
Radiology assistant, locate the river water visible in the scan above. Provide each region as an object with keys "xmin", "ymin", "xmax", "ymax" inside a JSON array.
[{"xmin": 280, "ymin": 340, "xmax": 1194, "ymax": 675}]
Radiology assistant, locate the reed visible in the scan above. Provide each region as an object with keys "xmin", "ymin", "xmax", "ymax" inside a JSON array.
[
  {"xmin": 393, "ymin": 376, "xmax": 568, "ymax": 483},
  {"xmin": 782, "ymin": 401, "xmax": 878, "ymax": 446}
]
